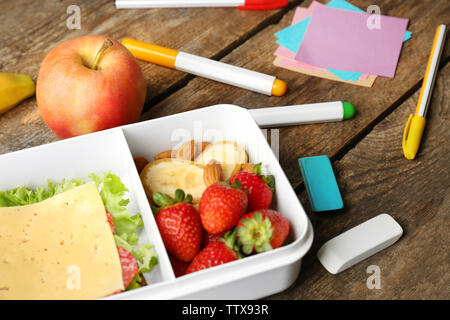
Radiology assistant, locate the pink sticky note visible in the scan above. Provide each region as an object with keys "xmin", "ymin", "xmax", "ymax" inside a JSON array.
[
  {"xmin": 275, "ymin": 5, "xmax": 333, "ymax": 74},
  {"xmin": 291, "ymin": 4, "xmax": 310, "ymax": 23},
  {"xmin": 293, "ymin": 1, "xmax": 321, "ymax": 24},
  {"xmin": 275, "ymin": 2, "xmax": 369, "ymax": 80},
  {"xmin": 295, "ymin": 6, "xmax": 408, "ymax": 78},
  {"xmin": 275, "ymin": 46, "xmax": 323, "ymax": 71}
]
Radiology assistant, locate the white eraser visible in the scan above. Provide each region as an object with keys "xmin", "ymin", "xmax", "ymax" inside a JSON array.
[{"xmin": 317, "ymin": 214, "xmax": 403, "ymax": 274}]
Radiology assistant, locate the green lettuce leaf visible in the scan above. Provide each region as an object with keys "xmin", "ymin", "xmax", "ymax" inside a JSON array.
[
  {"xmin": 0, "ymin": 178, "xmax": 85, "ymax": 207},
  {"xmin": 126, "ymin": 273, "xmax": 142, "ymax": 290},
  {"xmin": 114, "ymin": 234, "xmax": 158, "ymax": 273},
  {"xmin": 133, "ymin": 244, "xmax": 158, "ymax": 274},
  {"xmin": 89, "ymin": 173, "xmax": 158, "ymax": 288},
  {"xmin": 89, "ymin": 173, "xmax": 143, "ymax": 242}
]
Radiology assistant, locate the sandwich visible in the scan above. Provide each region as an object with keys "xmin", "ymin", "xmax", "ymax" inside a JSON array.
[{"xmin": 0, "ymin": 173, "xmax": 157, "ymax": 299}]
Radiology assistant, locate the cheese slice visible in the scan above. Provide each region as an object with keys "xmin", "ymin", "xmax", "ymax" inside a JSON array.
[{"xmin": 0, "ymin": 182, "xmax": 124, "ymax": 299}]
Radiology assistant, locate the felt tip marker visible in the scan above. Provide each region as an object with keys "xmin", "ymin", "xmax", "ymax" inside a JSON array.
[
  {"xmin": 402, "ymin": 24, "xmax": 447, "ymax": 160},
  {"xmin": 248, "ymin": 101, "xmax": 355, "ymax": 128},
  {"xmin": 115, "ymin": 0, "xmax": 289, "ymax": 11},
  {"xmin": 122, "ymin": 38, "xmax": 287, "ymax": 96}
]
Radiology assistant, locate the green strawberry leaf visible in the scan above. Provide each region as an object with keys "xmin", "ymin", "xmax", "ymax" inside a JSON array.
[
  {"xmin": 236, "ymin": 212, "xmax": 274, "ymax": 256},
  {"xmin": 253, "ymin": 163, "xmax": 263, "ymax": 175},
  {"xmin": 262, "ymin": 175, "xmax": 276, "ymax": 193}
]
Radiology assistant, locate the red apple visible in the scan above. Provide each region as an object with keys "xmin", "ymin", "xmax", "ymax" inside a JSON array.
[{"xmin": 36, "ymin": 35, "xmax": 147, "ymax": 138}]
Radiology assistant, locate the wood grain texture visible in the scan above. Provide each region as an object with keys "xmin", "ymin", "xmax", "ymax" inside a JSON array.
[
  {"xmin": 0, "ymin": 0, "xmax": 449, "ymax": 300},
  {"xmin": 270, "ymin": 63, "xmax": 450, "ymax": 300},
  {"xmin": 0, "ymin": 0, "xmax": 299, "ymax": 153},
  {"xmin": 139, "ymin": 0, "xmax": 450, "ymax": 189}
]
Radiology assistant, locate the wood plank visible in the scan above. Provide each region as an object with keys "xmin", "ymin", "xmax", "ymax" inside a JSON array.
[
  {"xmin": 139, "ymin": 0, "xmax": 450, "ymax": 189},
  {"xmin": 270, "ymin": 62, "xmax": 450, "ymax": 299},
  {"xmin": 0, "ymin": 0, "xmax": 300, "ymax": 153}
]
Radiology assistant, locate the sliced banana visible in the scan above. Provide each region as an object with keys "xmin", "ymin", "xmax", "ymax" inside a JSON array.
[
  {"xmin": 195, "ymin": 141, "xmax": 248, "ymax": 181},
  {"xmin": 140, "ymin": 159, "xmax": 207, "ymax": 203}
]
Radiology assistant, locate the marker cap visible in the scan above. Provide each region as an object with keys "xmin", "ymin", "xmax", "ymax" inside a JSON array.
[
  {"xmin": 238, "ymin": 0, "xmax": 288, "ymax": 10},
  {"xmin": 342, "ymin": 102, "xmax": 355, "ymax": 120},
  {"xmin": 402, "ymin": 114, "xmax": 426, "ymax": 160},
  {"xmin": 271, "ymin": 78, "xmax": 287, "ymax": 96}
]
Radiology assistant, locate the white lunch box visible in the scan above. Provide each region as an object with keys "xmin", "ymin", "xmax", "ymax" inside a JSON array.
[{"xmin": 0, "ymin": 104, "xmax": 313, "ymax": 299}]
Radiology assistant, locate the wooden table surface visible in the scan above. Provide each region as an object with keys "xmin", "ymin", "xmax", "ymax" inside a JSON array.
[{"xmin": 1, "ymin": 0, "xmax": 449, "ymax": 299}]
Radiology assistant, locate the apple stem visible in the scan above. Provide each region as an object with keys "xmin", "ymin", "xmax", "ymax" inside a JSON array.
[{"xmin": 92, "ymin": 39, "xmax": 113, "ymax": 70}]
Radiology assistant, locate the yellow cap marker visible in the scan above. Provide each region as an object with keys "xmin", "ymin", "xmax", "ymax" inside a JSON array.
[
  {"xmin": 122, "ymin": 38, "xmax": 287, "ymax": 97},
  {"xmin": 402, "ymin": 25, "xmax": 447, "ymax": 160}
]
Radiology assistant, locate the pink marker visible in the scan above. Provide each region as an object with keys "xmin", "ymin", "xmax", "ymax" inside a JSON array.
[{"xmin": 115, "ymin": 0, "xmax": 288, "ymax": 10}]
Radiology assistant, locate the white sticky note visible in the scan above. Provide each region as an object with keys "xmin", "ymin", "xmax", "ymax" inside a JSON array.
[{"xmin": 317, "ymin": 214, "xmax": 403, "ymax": 274}]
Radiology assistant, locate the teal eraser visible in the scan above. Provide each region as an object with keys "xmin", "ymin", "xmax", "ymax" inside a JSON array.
[{"xmin": 299, "ymin": 155, "xmax": 343, "ymax": 212}]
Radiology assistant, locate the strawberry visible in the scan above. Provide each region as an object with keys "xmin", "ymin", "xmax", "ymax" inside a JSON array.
[
  {"xmin": 186, "ymin": 233, "xmax": 240, "ymax": 274},
  {"xmin": 169, "ymin": 255, "xmax": 189, "ymax": 277},
  {"xmin": 199, "ymin": 182, "xmax": 248, "ymax": 234},
  {"xmin": 229, "ymin": 163, "xmax": 274, "ymax": 211},
  {"xmin": 153, "ymin": 189, "xmax": 202, "ymax": 262},
  {"xmin": 236, "ymin": 209, "xmax": 289, "ymax": 255},
  {"xmin": 201, "ymin": 230, "xmax": 226, "ymax": 248}
]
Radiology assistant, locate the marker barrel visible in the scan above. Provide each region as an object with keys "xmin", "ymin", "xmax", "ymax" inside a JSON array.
[
  {"xmin": 249, "ymin": 101, "xmax": 350, "ymax": 128},
  {"xmin": 122, "ymin": 38, "xmax": 285, "ymax": 96},
  {"xmin": 175, "ymin": 52, "xmax": 276, "ymax": 96},
  {"xmin": 403, "ymin": 24, "xmax": 447, "ymax": 160},
  {"xmin": 415, "ymin": 24, "xmax": 447, "ymax": 117},
  {"xmin": 115, "ymin": 0, "xmax": 288, "ymax": 10},
  {"xmin": 116, "ymin": 0, "xmax": 244, "ymax": 8}
]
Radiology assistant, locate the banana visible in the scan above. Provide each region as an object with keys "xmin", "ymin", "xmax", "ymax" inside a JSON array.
[
  {"xmin": 195, "ymin": 141, "xmax": 248, "ymax": 181},
  {"xmin": 140, "ymin": 159, "xmax": 207, "ymax": 203},
  {"xmin": 0, "ymin": 72, "xmax": 36, "ymax": 115}
]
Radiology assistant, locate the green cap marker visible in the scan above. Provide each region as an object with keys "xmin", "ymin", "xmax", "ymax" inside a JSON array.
[
  {"xmin": 248, "ymin": 101, "xmax": 356, "ymax": 128},
  {"xmin": 343, "ymin": 102, "xmax": 355, "ymax": 120}
]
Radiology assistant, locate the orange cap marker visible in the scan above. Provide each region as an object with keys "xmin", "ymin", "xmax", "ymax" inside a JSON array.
[{"xmin": 122, "ymin": 38, "xmax": 287, "ymax": 97}]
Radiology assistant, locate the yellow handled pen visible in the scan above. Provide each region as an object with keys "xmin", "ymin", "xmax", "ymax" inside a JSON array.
[{"xmin": 402, "ymin": 24, "xmax": 447, "ymax": 160}]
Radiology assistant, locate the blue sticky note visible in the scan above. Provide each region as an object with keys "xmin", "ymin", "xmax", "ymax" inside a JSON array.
[
  {"xmin": 275, "ymin": 0, "xmax": 412, "ymax": 81},
  {"xmin": 275, "ymin": 16, "xmax": 311, "ymax": 53},
  {"xmin": 299, "ymin": 156, "xmax": 344, "ymax": 212},
  {"xmin": 327, "ymin": 68, "xmax": 362, "ymax": 82},
  {"xmin": 404, "ymin": 30, "xmax": 412, "ymax": 41}
]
